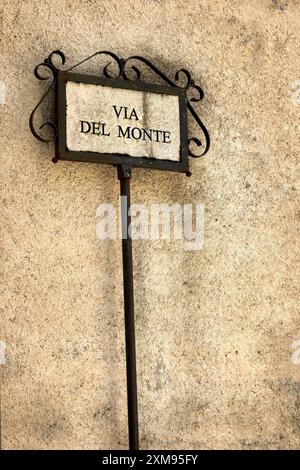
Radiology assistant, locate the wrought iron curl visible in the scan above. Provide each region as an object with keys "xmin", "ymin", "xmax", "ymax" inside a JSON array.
[
  {"xmin": 29, "ymin": 86, "xmax": 57, "ymax": 143},
  {"xmin": 174, "ymin": 68, "xmax": 193, "ymax": 88}
]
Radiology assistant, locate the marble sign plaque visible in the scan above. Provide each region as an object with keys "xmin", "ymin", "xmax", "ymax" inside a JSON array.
[{"xmin": 57, "ymin": 72, "xmax": 189, "ymax": 172}]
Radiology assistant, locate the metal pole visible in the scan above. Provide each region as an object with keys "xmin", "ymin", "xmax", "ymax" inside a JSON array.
[{"xmin": 118, "ymin": 165, "xmax": 139, "ymax": 451}]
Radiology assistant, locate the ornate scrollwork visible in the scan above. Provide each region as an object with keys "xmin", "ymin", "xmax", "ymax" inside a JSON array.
[
  {"xmin": 29, "ymin": 50, "xmax": 65, "ymax": 143},
  {"xmin": 30, "ymin": 50, "xmax": 210, "ymax": 157},
  {"xmin": 120, "ymin": 56, "xmax": 210, "ymax": 156},
  {"xmin": 67, "ymin": 50, "xmax": 124, "ymax": 79}
]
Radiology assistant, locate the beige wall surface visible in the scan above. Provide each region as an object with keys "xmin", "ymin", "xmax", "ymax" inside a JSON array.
[{"xmin": 0, "ymin": 0, "xmax": 299, "ymax": 450}]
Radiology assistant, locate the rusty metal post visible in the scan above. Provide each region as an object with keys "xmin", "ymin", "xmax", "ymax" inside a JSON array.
[{"xmin": 118, "ymin": 165, "xmax": 139, "ymax": 451}]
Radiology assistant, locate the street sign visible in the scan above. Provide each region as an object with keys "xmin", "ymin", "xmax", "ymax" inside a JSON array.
[
  {"xmin": 29, "ymin": 50, "xmax": 210, "ymax": 451},
  {"xmin": 57, "ymin": 73, "xmax": 189, "ymax": 172}
]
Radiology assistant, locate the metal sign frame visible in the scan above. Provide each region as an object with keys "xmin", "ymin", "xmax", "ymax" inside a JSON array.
[
  {"xmin": 29, "ymin": 50, "xmax": 210, "ymax": 166},
  {"xmin": 29, "ymin": 50, "xmax": 210, "ymax": 451},
  {"xmin": 57, "ymin": 71, "xmax": 190, "ymax": 173}
]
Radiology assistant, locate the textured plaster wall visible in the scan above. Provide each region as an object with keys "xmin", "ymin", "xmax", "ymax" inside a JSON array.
[{"xmin": 0, "ymin": 0, "xmax": 299, "ymax": 450}]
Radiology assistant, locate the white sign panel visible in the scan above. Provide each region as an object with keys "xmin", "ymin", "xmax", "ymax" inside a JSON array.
[{"xmin": 65, "ymin": 81, "xmax": 181, "ymax": 162}]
